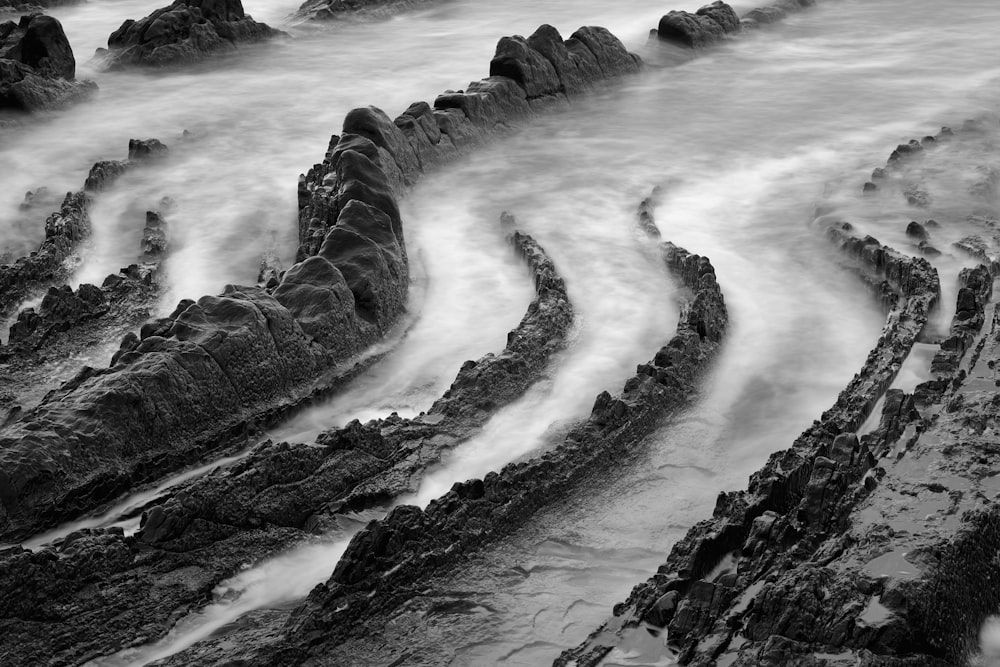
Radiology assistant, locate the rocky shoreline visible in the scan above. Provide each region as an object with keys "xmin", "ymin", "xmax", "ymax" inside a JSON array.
[
  {"xmin": 3, "ymin": 0, "xmax": 1000, "ymax": 665},
  {"xmin": 557, "ymin": 119, "xmax": 1000, "ymax": 665},
  {"xmin": 0, "ymin": 15, "xmax": 643, "ymax": 664}
]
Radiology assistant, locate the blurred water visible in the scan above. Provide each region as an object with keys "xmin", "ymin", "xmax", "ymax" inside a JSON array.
[{"xmin": 7, "ymin": 0, "xmax": 1000, "ymax": 664}]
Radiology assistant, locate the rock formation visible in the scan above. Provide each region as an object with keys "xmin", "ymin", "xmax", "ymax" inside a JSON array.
[
  {"xmin": 262, "ymin": 199, "xmax": 728, "ymax": 665},
  {"xmin": 0, "ymin": 23, "xmax": 639, "ymax": 545},
  {"xmin": 100, "ymin": 0, "xmax": 283, "ymax": 69},
  {"xmin": 0, "ymin": 222, "xmax": 573, "ymax": 665},
  {"xmin": 0, "ymin": 138, "xmax": 167, "ymax": 323},
  {"xmin": 0, "ymin": 13, "xmax": 96, "ymax": 111}
]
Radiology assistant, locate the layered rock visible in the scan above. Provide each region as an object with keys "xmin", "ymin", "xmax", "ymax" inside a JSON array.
[
  {"xmin": 559, "ymin": 223, "xmax": 942, "ymax": 666},
  {"xmin": 101, "ymin": 0, "xmax": 283, "ymax": 69},
  {"xmin": 0, "ymin": 139, "xmax": 166, "ymax": 324},
  {"xmin": 0, "ymin": 127, "xmax": 405, "ymax": 541},
  {"xmin": 0, "ymin": 223, "xmax": 573, "ymax": 665},
  {"xmin": 264, "ymin": 208, "xmax": 728, "ymax": 664},
  {"xmin": 653, "ymin": 0, "xmax": 814, "ymax": 49},
  {"xmin": 0, "ymin": 23, "xmax": 640, "ymax": 544},
  {"xmin": 0, "ymin": 13, "xmax": 95, "ymax": 111}
]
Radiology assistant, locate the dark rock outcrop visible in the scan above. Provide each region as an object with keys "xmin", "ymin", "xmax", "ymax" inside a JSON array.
[
  {"xmin": 0, "ymin": 223, "xmax": 573, "ymax": 665},
  {"xmin": 559, "ymin": 221, "xmax": 942, "ymax": 666},
  {"xmin": 0, "ymin": 24, "xmax": 640, "ymax": 544},
  {"xmin": 101, "ymin": 0, "xmax": 283, "ymax": 69},
  {"xmin": 656, "ymin": 3, "xmax": 740, "ymax": 48},
  {"xmin": 266, "ymin": 209, "xmax": 728, "ymax": 664},
  {"xmin": 0, "ymin": 14, "xmax": 95, "ymax": 111},
  {"xmin": 0, "ymin": 139, "xmax": 167, "ymax": 323}
]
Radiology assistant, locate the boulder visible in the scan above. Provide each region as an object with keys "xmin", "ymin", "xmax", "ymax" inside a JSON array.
[
  {"xmin": 657, "ymin": 6, "xmax": 733, "ymax": 48},
  {"xmin": 103, "ymin": 0, "xmax": 282, "ymax": 68},
  {"xmin": 0, "ymin": 14, "xmax": 95, "ymax": 111}
]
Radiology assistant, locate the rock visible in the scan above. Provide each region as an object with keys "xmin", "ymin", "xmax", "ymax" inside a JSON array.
[
  {"xmin": 128, "ymin": 138, "xmax": 169, "ymax": 161},
  {"xmin": 0, "ymin": 14, "xmax": 96, "ymax": 111},
  {"xmin": 1, "ymin": 140, "xmax": 167, "ymax": 322},
  {"xmin": 905, "ymin": 220, "xmax": 928, "ymax": 241},
  {"xmin": 257, "ymin": 250, "xmax": 282, "ymax": 288},
  {"xmin": 270, "ymin": 237, "xmax": 727, "ymax": 662},
  {"xmin": 141, "ymin": 210, "xmax": 168, "ymax": 257},
  {"xmin": 559, "ymin": 217, "xmax": 942, "ymax": 667},
  {"xmin": 104, "ymin": 0, "xmax": 283, "ymax": 69},
  {"xmin": 83, "ymin": 160, "xmax": 128, "ymax": 193},
  {"xmin": 1, "ymin": 13, "xmax": 74, "ymax": 78},
  {"xmin": 490, "ymin": 34, "xmax": 561, "ymax": 99},
  {"xmin": 657, "ymin": 9, "xmax": 726, "ymax": 48}
]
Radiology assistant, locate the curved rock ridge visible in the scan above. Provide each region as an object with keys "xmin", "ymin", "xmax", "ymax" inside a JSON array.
[
  {"xmin": 0, "ymin": 138, "xmax": 167, "ymax": 323},
  {"xmin": 0, "ymin": 13, "xmax": 95, "ymax": 111},
  {"xmin": 863, "ymin": 119, "xmax": 1000, "ymax": 271},
  {"xmin": 654, "ymin": 0, "xmax": 814, "ymax": 49},
  {"xmin": 260, "ymin": 216, "xmax": 728, "ymax": 664},
  {"xmin": 100, "ymin": 0, "xmax": 284, "ymax": 69},
  {"xmin": 558, "ymin": 223, "xmax": 942, "ymax": 665},
  {"xmin": 0, "ymin": 125, "xmax": 404, "ymax": 542},
  {"xmin": 133, "ymin": 223, "xmax": 572, "ymax": 551},
  {"xmin": 0, "ymin": 223, "xmax": 573, "ymax": 666},
  {"xmin": 0, "ymin": 20, "xmax": 641, "ymax": 545},
  {"xmin": 0, "ymin": 199, "xmax": 174, "ymax": 426},
  {"xmin": 663, "ymin": 268, "xmax": 997, "ymax": 667}
]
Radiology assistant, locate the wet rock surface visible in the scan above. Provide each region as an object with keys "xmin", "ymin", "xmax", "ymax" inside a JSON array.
[
  {"xmin": 101, "ymin": 0, "xmax": 283, "ymax": 69},
  {"xmin": 0, "ymin": 222, "xmax": 573, "ymax": 665},
  {"xmin": 557, "ymin": 121, "xmax": 1000, "ymax": 666},
  {"xmin": 0, "ymin": 20, "xmax": 645, "ymax": 663},
  {"xmin": 0, "ymin": 20, "xmax": 639, "ymax": 545},
  {"xmin": 0, "ymin": 13, "xmax": 96, "ymax": 111},
  {"xmin": 0, "ymin": 138, "xmax": 166, "ymax": 324},
  {"xmin": 249, "ymin": 205, "xmax": 728, "ymax": 665}
]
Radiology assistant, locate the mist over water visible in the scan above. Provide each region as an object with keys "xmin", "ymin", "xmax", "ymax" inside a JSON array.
[{"xmin": 5, "ymin": 0, "xmax": 1000, "ymax": 664}]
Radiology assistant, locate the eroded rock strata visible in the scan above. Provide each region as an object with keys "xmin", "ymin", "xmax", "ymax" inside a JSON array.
[
  {"xmin": 0, "ymin": 197, "xmax": 173, "ymax": 426},
  {"xmin": 0, "ymin": 21, "xmax": 640, "ymax": 547},
  {"xmin": 558, "ymin": 225, "xmax": 950, "ymax": 664},
  {"xmin": 0, "ymin": 13, "xmax": 95, "ymax": 111},
  {"xmin": 0, "ymin": 138, "xmax": 167, "ymax": 323},
  {"xmin": 0, "ymin": 224, "xmax": 572, "ymax": 665},
  {"xmin": 653, "ymin": 0, "xmax": 813, "ymax": 50},
  {"xmin": 258, "ymin": 220, "xmax": 728, "ymax": 664},
  {"xmin": 101, "ymin": 0, "xmax": 283, "ymax": 69},
  {"xmin": 0, "ymin": 28, "xmax": 642, "ymax": 664}
]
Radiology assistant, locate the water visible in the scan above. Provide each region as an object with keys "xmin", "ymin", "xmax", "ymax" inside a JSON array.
[{"xmin": 5, "ymin": 0, "xmax": 1000, "ymax": 664}]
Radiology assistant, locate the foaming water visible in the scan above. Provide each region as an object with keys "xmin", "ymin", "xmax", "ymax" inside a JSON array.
[
  {"xmin": 2, "ymin": 0, "xmax": 690, "ymax": 314},
  {"xmin": 408, "ymin": 148, "xmax": 679, "ymax": 505},
  {"xmin": 7, "ymin": 0, "xmax": 1000, "ymax": 664},
  {"xmin": 288, "ymin": 1, "xmax": 1000, "ymax": 663},
  {"xmin": 268, "ymin": 180, "xmax": 534, "ymax": 442}
]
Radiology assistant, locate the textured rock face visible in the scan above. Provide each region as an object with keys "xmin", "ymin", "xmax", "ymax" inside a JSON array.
[
  {"xmin": 559, "ymin": 226, "xmax": 941, "ymax": 666},
  {"xmin": 0, "ymin": 139, "xmax": 165, "ymax": 323},
  {"xmin": 653, "ymin": 0, "xmax": 814, "ymax": 48},
  {"xmin": 102, "ymin": 0, "xmax": 282, "ymax": 68},
  {"xmin": 0, "ymin": 224, "xmax": 574, "ymax": 666},
  {"xmin": 0, "ymin": 14, "xmax": 96, "ymax": 110},
  {"xmin": 242, "ymin": 201, "xmax": 727, "ymax": 664},
  {"xmin": 0, "ymin": 23, "xmax": 640, "ymax": 544},
  {"xmin": 560, "ymin": 113, "xmax": 987, "ymax": 666}
]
